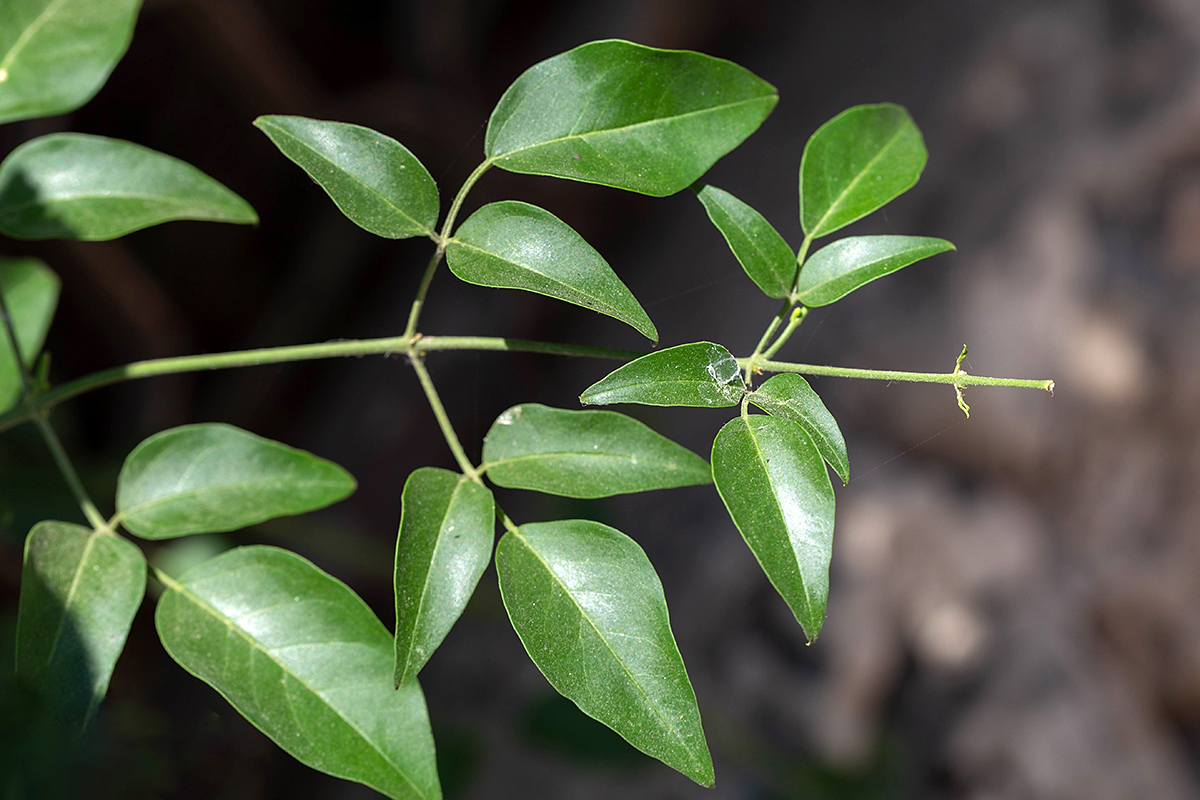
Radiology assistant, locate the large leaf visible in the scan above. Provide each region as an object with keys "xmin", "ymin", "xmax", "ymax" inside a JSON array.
[
  {"xmin": 485, "ymin": 39, "xmax": 777, "ymax": 197},
  {"xmin": 749, "ymin": 374, "xmax": 848, "ymax": 485},
  {"xmin": 799, "ymin": 104, "xmax": 926, "ymax": 238},
  {"xmin": 481, "ymin": 403, "xmax": 710, "ymax": 498},
  {"xmin": 156, "ymin": 545, "xmax": 440, "ymax": 800},
  {"xmin": 579, "ymin": 341, "xmax": 743, "ymax": 407},
  {"xmin": 0, "ymin": 0, "xmax": 142, "ymax": 124},
  {"xmin": 795, "ymin": 235, "xmax": 954, "ymax": 307},
  {"xmin": 0, "ymin": 134, "xmax": 258, "ymax": 240},
  {"xmin": 694, "ymin": 184, "xmax": 794, "ymax": 298},
  {"xmin": 115, "ymin": 423, "xmax": 356, "ymax": 540},
  {"xmin": 255, "ymin": 116, "xmax": 439, "ymax": 239},
  {"xmin": 711, "ymin": 415, "xmax": 835, "ymax": 641},
  {"xmin": 394, "ymin": 468, "xmax": 494, "ymax": 687},
  {"xmin": 16, "ymin": 521, "xmax": 146, "ymax": 729},
  {"xmin": 0, "ymin": 257, "xmax": 59, "ymax": 414},
  {"xmin": 496, "ymin": 519, "xmax": 713, "ymax": 786},
  {"xmin": 446, "ymin": 201, "xmax": 656, "ymax": 341}
]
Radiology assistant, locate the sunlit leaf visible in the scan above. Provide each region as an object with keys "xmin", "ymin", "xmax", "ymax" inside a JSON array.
[
  {"xmin": 16, "ymin": 521, "xmax": 146, "ymax": 729},
  {"xmin": 497, "ymin": 519, "xmax": 713, "ymax": 786},
  {"xmin": 693, "ymin": 184, "xmax": 794, "ymax": 297},
  {"xmin": 446, "ymin": 201, "xmax": 656, "ymax": 341},
  {"xmin": 711, "ymin": 415, "xmax": 835, "ymax": 641},
  {"xmin": 579, "ymin": 342, "xmax": 743, "ymax": 407},
  {"xmin": 750, "ymin": 373, "xmax": 848, "ymax": 485},
  {"xmin": 0, "ymin": 257, "xmax": 58, "ymax": 414},
  {"xmin": 0, "ymin": 134, "xmax": 258, "ymax": 240},
  {"xmin": 394, "ymin": 468, "xmax": 494, "ymax": 687},
  {"xmin": 255, "ymin": 116, "xmax": 438, "ymax": 239},
  {"xmin": 156, "ymin": 545, "xmax": 440, "ymax": 800},
  {"xmin": 795, "ymin": 235, "xmax": 953, "ymax": 307},
  {"xmin": 116, "ymin": 423, "xmax": 356, "ymax": 539},
  {"xmin": 486, "ymin": 39, "xmax": 777, "ymax": 196}
]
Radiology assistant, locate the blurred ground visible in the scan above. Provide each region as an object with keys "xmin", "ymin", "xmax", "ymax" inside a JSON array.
[{"xmin": 3, "ymin": 0, "xmax": 1200, "ymax": 798}]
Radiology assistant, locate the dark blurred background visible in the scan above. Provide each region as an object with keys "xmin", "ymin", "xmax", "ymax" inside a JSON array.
[{"xmin": 4, "ymin": 0, "xmax": 1200, "ymax": 797}]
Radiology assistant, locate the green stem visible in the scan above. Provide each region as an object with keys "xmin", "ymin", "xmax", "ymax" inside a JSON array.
[
  {"xmin": 743, "ymin": 299, "xmax": 791, "ymax": 386},
  {"xmin": 409, "ymin": 355, "xmax": 480, "ymax": 480},
  {"xmin": 33, "ymin": 415, "xmax": 108, "ymax": 531},
  {"xmin": 761, "ymin": 306, "xmax": 808, "ymax": 360},
  {"xmin": 746, "ymin": 356, "xmax": 1055, "ymax": 391}
]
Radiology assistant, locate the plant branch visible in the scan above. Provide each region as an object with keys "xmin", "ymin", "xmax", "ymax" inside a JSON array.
[
  {"xmin": 762, "ymin": 305, "xmax": 808, "ymax": 360},
  {"xmin": 409, "ymin": 355, "xmax": 479, "ymax": 479},
  {"xmin": 32, "ymin": 415, "xmax": 108, "ymax": 531},
  {"xmin": 746, "ymin": 354, "xmax": 1055, "ymax": 391}
]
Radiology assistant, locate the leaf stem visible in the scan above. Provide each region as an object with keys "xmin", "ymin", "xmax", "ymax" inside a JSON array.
[
  {"xmin": 761, "ymin": 306, "xmax": 808, "ymax": 360},
  {"xmin": 746, "ymin": 355, "xmax": 1055, "ymax": 391},
  {"xmin": 32, "ymin": 414, "xmax": 108, "ymax": 531},
  {"xmin": 409, "ymin": 355, "xmax": 480, "ymax": 479}
]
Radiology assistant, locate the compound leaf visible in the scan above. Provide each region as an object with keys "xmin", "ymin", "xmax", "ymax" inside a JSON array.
[
  {"xmin": 580, "ymin": 342, "xmax": 743, "ymax": 408},
  {"xmin": 0, "ymin": 0, "xmax": 142, "ymax": 124},
  {"xmin": 0, "ymin": 257, "xmax": 59, "ymax": 414},
  {"xmin": 394, "ymin": 468, "xmax": 494, "ymax": 687},
  {"xmin": 481, "ymin": 404, "xmax": 711, "ymax": 498},
  {"xmin": 0, "ymin": 133, "xmax": 258, "ymax": 240},
  {"xmin": 155, "ymin": 546, "xmax": 440, "ymax": 800},
  {"xmin": 16, "ymin": 521, "xmax": 146, "ymax": 729},
  {"xmin": 116, "ymin": 423, "xmax": 356, "ymax": 540},
  {"xmin": 800, "ymin": 104, "xmax": 926, "ymax": 238},
  {"xmin": 486, "ymin": 39, "xmax": 777, "ymax": 197},
  {"xmin": 255, "ymin": 116, "xmax": 438, "ymax": 239},
  {"xmin": 795, "ymin": 235, "xmax": 953, "ymax": 307},
  {"xmin": 694, "ymin": 184, "xmax": 794, "ymax": 298},
  {"xmin": 711, "ymin": 415, "xmax": 835, "ymax": 641},
  {"xmin": 446, "ymin": 201, "xmax": 656, "ymax": 341},
  {"xmin": 749, "ymin": 373, "xmax": 848, "ymax": 484},
  {"xmin": 497, "ymin": 519, "xmax": 713, "ymax": 786}
]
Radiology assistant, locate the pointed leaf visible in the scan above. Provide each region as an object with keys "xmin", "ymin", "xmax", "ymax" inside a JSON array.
[
  {"xmin": 750, "ymin": 374, "xmax": 849, "ymax": 485},
  {"xmin": 255, "ymin": 116, "xmax": 438, "ymax": 239},
  {"xmin": 485, "ymin": 39, "xmax": 777, "ymax": 197},
  {"xmin": 0, "ymin": 134, "xmax": 258, "ymax": 240},
  {"xmin": 0, "ymin": 0, "xmax": 141, "ymax": 124},
  {"xmin": 711, "ymin": 415, "xmax": 835, "ymax": 641},
  {"xmin": 16, "ymin": 521, "xmax": 146, "ymax": 729},
  {"xmin": 0, "ymin": 257, "xmax": 59, "ymax": 414},
  {"xmin": 446, "ymin": 201, "xmax": 656, "ymax": 341},
  {"xmin": 394, "ymin": 468, "xmax": 494, "ymax": 687},
  {"xmin": 580, "ymin": 342, "xmax": 743, "ymax": 407},
  {"xmin": 497, "ymin": 519, "xmax": 713, "ymax": 786},
  {"xmin": 796, "ymin": 235, "xmax": 954, "ymax": 307},
  {"xmin": 693, "ymin": 184, "xmax": 794, "ymax": 298},
  {"xmin": 482, "ymin": 403, "xmax": 710, "ymax": 498},
  {"xmin": 155, "ymin": 546, "xmax": 440, "ymax": 800},
  {"xmin": 116, "ymin": 423, "xmax": 356, "ymax": 540},
  {"xmin": 800, "ymin": 104, "xmax": 926, "ymax": 238}
]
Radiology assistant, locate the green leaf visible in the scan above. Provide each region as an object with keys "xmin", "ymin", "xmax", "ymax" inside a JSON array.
[
  {"xmin": 115, "ymin": 423, "xmax": 356, "ymax": 540},
  {"xmin": 446, "ymin": 201, "xmax": 656, "ymax": 341},
  {"xmin": 795, "ymin": 235, "xmax": 954, "ymax": 307},
  {"xmin": 0, "ymin": 133, "xmax": 258, "ymax": 240},
  {"xmin": 799, "ymin": 104, "xmax": 926, "ymax": 238},
  {"xmin": 579, "ymin": 342, "xmax": 743, "ymax": 407},
  {"xmin": 481, "ymin": 403, "xmax": 710, "ymax": 498},
  {"xmin": 711, "ymin": 415, "xmax": 835, "ymax": 641},
  {"xmin": 496, "ymin": 519, "xmax": 713, "ymax": 786},
  {"xmin": 155, "ymin": 545, "xmax": 440, "ymax": 800},
  {"xmin": 394, "ymin": 468, "xmax": 494, "ymax": 687},
  {"xmin": 0, "ymin": 257, "xmax": 58, "ymax": 414},
  {"xmin": 485, "ymin": 39, "xmax": 777, "ymax": 197},
  {"xmin": 16, "ymin": 521, "xmax": 146, "ymax": 729},
  {"xmin": 255, "ymin": 116, "xmax": 438, "ymax": 240},
  {"xmin": 749, "ymin": 374, "xmax": 849, "ymax": 485},
  {"xmin": 0, "ymin": 0, "xmax": 142, "ymax": 125},
  {"xmin": 693, "ymin": 184, "xmax": 794, "ymax": 298}
]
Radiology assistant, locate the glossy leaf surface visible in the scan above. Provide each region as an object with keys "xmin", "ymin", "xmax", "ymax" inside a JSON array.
[
  {"xmin": 485, "ymin": 39, "xmax": 777, "ymax": 196},
  {"xmin": 799, "ymin": 104, "xmax": 926, "ymax": 238},
  {"xmin": 394, "ymin": 468, "xmax": 494, "ymax": 687},
  {"xmin": 712, "ymin": 415, "xmax": 835, "ymax": 641},
  {"xmin": 0, "ymin": 134, "xmax": 258, "ymax": 240},
  {"xmin": 446, "ymin": 201, "xmax": 656, "ymax": 341},
  {"xmin": 116, "ymin": 423, "xmax": 356, "ymax": 539},
  {"xmin": 156, "ymin": 546, "xmax": 440, "ymax": 800},
  {"xmin": 0, "ymin": 0, "xmax": 141, "ymax": 124},
  {"xmin": 255, "ymin": 116, "xmax": 438, "ymax": 239},
  {"xmin": 481, "ymin": 404, "xmax": 711, "ymax": 498},
  {"xmin": 497, "ymin": 520, "xmax": 713, "ymax": 785},
  {"xmin": 0, "ymin": 257, "xmax": 58, "ymax": 414},
  {"xmin": 795, "ymin": 235, "xmax": 954, "ymax": 307},
  {"xmin": 580, "ymin": 342, "xmax": 743, "ymax": 407},
  {"xmin": 750, "ymin": 374, "xmax": 848, "ymax": 484},
  {"xmin": 694, "ymin": 184, "xmax": 794, "ymax": 298},
  {"xmin": 16, "ymin": 521, "xmax": 145, "ymax": 728}
]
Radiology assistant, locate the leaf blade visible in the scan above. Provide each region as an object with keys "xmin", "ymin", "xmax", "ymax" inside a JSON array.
[
  {"xmin": 749, "ymin": 373, "xmax": 849, "ymax": 484},
  {"xmin": 795, "ymin": 235, "xmax": 954, "ymax": 307},
  {"xmin": 693, "ymin": 184, "xmax": 794, "ymax": 298},
  {"xmin": 579, "ymin": 342, "xmax": 744, "ymax": 407},
  {"xmin": 0, "ymin": 257, "xmax": 59, "ymax": 414}
]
